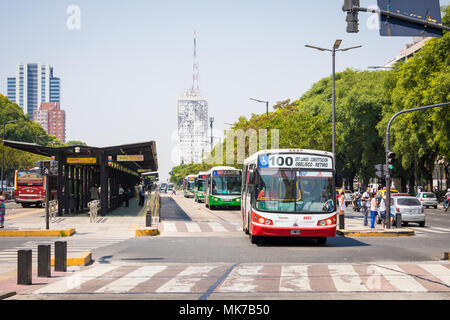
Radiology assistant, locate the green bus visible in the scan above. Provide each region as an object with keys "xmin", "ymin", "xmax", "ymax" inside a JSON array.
[
  {"xmin": 184, "ymin": 175, "xmax": 196, "ymax": 198},
  {"xmin": 205, "ymin": 166, "xmax": 242, "ymax": 210},
  {"xmin": 194, "ymin": 171, "xmax": 208, "ymax": 203}
]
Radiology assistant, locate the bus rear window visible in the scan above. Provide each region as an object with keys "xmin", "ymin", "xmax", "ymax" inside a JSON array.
[{"xmin": 17, "ymin": 172, "xmax": 43, "ymax": 186}]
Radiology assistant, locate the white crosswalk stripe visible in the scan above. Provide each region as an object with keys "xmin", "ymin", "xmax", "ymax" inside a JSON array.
[
  {"xmin": 0, "ymin": 235, "xmax": 132, "ymax": 264},
  {"xmin": 185, "ymin": 222, "xmax": 202, "ymax": 232},
  {"xmin": 328, "ymin": 264, "xmax": 368, "ymax": 291},
  {"xmin": 160, "ymin": 221, "xmax": 241, "ymax": 234},
  {"xmin": 25, "ymin": 262, "xmax": 450, "ymax": 295},
  {"xmin": 96, "ymin": 266, "xmax": 167, "ymax": 293},
  {"xmin": 279, "ymin": 265, "xmax": 311, "ymax": 291},
  {"xmin": 376, "ymin": 264, "xmax": 427, "ymax": 292}
]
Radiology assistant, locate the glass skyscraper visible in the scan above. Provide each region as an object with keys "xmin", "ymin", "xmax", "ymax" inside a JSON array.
[{"xmin": 7, "ymin": 63, "xmax": 60, "ymax": 117}]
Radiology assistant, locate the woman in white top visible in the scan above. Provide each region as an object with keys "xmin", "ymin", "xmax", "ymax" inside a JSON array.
[
  {"xmin": 338, "ymin": 189, "xmax": 346, "ymax": 215},
  {"xmin": 369, "ymin": 192, "xmax": 378, "ymax": 229}
]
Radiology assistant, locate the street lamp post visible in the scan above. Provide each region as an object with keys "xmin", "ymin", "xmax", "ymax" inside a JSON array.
[
  {"xmin": 305, "ymin": 40, "xmax": 362, "ymax": 166},
  {"xmin": 249, "ymin": 98, "xmax": 269, "ymax": 117},
  {"xmin": 1, "ymin": 120, "xmax": 17, "ymax": 191}
]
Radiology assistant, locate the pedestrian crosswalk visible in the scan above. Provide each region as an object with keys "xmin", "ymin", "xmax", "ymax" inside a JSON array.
[
  {"xmin": 158, "ymin": 221, "xmax": 242, "ymax": 234},
  {"xmin": 29, "ymin": 262, "xmax": 450, "ymax": 295},
  {"xmin": 0, "ymin": 234, "xmax": 133, "ymax": 265},
  {"xmin": 410, "ymin": 226, "xmax": 450, "ymax": 235}
]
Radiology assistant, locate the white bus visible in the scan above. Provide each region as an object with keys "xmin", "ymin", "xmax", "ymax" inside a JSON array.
[
  {"xmin": 241, "ymin": 149, "xmax": 337, "ymax": 244},
  {"xmin": 205, "ymin": 166, "xmax": 242, "ymax": 210}
]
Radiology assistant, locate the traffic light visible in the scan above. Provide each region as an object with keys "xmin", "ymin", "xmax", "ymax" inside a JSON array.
[
  {"xmin": 342, "ymin": 0, "xmax": 360, "ymax": 33},
  {"xmin": 387, "ymin": 151, "xmax": 396, "ymax": 172}
]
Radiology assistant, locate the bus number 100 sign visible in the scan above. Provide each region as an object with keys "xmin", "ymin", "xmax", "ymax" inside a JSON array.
[{"xmin": 258, "ymin": 154, "xmax": 332, "ymax": 169}]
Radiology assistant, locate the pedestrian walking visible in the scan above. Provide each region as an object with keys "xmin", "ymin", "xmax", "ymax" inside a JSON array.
[
  {"xmin": 362, "ymin": 187, "xmax": 371, "ymax": 227},
  {"xmin": 0, "ymin": 191, "xmax": 5, "ymax": 228},
  {"xmin": 90, "ymin": 184, "xmax": 100, "ymax": 201},
  {"xmin": 139, "ymin": 186, "xmax": 145, "ymax": 207},
  {"xmin": 379, "ymin": 193, "xmax": 394, "ymax": 228},
  {"xmin": 125, "ymin": 187, "xmax": 131, "ymax": 207},
  {"xmin": 444, "ymin": 188, "xmax": 450, "ymax": 212},
  {"xmin": 338, "ymin": 189, "xmax": 346, "ymax": 216},
  {"xmin": 370, "ymin": 192, "xmax": 378, "ymax": 229},
  {"xmin": 118, "ymin": 185, "xmax": 124, "ymax": 206},
  {"xmin": 171, "ymin": 186, "xmax": 177, "ymax": 196}
]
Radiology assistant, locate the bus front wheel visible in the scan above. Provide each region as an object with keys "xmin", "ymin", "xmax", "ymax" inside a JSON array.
[{"xmin": 250, "ymin": 234, "xmax": 260, "ymax": 244}]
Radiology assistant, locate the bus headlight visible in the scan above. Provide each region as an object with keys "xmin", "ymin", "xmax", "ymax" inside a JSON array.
[
  {"xmin": 317, "ymin": 215, "xmax": 337, "ymax": 227},
  {"xmin": 252, "ymin": 211, "xmax": 273, "ymax": 226},
  {"xmin": 236, "ymin": 198, "xmax": 241, "ymax": 202}
]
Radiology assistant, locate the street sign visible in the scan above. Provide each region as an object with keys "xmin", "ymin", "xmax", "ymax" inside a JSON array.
[
  {"xmin": 117, "ymin": 155, "xmax": 144, "ymax": 162},
  {"xmin": 378, "ymin": 0, "xmax": 443, "ymax": 37},
  {"xmin": 67, "ymin": 157, "xmax": 97, "ymax": 164}
]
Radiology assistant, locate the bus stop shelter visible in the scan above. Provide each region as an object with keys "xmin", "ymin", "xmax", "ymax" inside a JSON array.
[{"xmin": 3, "ymin": 140, "xmax": 158, "ymax": 216}]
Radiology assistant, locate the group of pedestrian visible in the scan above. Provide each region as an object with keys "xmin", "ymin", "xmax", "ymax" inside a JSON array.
[{"xmin": 360, "ymin": 187, "xmax": 394, "ymax": 229}]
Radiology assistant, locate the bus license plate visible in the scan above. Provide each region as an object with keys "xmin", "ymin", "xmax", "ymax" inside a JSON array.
[{"xmin": 291, "ymin": 230, "xmax": 300, "ymax": 235}]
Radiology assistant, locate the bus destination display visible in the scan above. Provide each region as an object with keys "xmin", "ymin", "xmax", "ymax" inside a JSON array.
[
  {"xmin": 258, "ymin": 154, "xmax": 332, "ymax": 169},
  {"xmin": 213, "ymin": 170, "xmax": 240, "ymax": 176}
]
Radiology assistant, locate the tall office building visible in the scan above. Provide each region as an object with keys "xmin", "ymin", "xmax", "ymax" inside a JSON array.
[
  {"xmin": 33, "ymin": 102, "xmax": 66, "ymax": 143},
  {"xmin": 177, "ymin": 32, "xmax": 209, "ymax": 164},
  {"xmin": 7, "ymin": 63, "xmax": 60, "ymax": 117},
  {"xmin": 177, "ymin": 91, "xmax": 209, "ymax": 164}
]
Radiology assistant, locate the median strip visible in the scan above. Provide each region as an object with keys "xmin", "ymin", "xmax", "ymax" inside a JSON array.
[
  {"xmin": 51, "ymin": 251, "xmax": 92, "ymax": 266},
  {"xmin": 337, "ymin": 228, "xmax": 415, "ymax": 237},
  {"xmin": 0, "ymin": 228, "xmax": 76, "ymax": 237},
  {"xmin": 135, "ymin": 228, "xmax": 160, "ymax": 236}
]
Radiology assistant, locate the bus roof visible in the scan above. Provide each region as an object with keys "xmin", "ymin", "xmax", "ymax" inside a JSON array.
[{"xmin": 244, "ymin": 149, "xmax": 333, "ymax": 166}]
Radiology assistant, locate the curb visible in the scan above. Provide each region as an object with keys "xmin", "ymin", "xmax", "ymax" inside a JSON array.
[
  {"xmin": 0, "ymin": 291, "xmax": 16, "ymax": 300},
  {"xmin": 135, "ymin": 228, "xmax": 160, "ymax": 236},
  {"xmin": 337, "ymin": 228, "xmax": 415, "ymax": 237},
  {"xmin": 51, "ymin": 251, "xmax": 92, "ymax": 266},
  {"xmin": 0, "ymin": 228, "xmax": 76, "ymax": 237}
]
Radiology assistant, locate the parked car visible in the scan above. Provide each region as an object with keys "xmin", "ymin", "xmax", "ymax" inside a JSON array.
[
  {"xmin": 416, "ymin": 192, "xmax": 438, "ymax": 209},
  {"xmin": 392, "ymin": 196, "xmax": 425, "ymax": 227},
  {"xmin": 344, "ymin": 190, "xmax": 352, "ymax": 205}
]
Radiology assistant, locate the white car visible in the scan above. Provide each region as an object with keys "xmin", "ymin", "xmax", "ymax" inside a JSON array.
[
  {"xmin": 344, "ymin": 190, "xmax": 352, "ymax": 205},
  {"xmin": 392, "ymin": 196, "xmax": 425, "ymax": 227},
  {"xmin": 416, "ymin": 192, "xmax": 438, "ymax": 209}
]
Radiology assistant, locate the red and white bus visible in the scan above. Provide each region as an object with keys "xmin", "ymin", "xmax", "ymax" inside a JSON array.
[
  {"xmin": 242, "ymin": 149, "xmax": 337, "ymax": 244},
  {"xmin": 14, "ymin": 161, "xmax": 57, "ymax": 207}
]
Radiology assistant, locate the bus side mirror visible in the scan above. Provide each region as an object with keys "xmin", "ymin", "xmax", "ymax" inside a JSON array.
[{"xmin": 335, "ymin": 173, "xmax": 343, "ymax": 189}]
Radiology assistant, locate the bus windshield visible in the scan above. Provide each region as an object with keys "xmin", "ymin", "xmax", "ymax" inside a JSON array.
[
  {"xmin": 17, "ymin": 171, "xmax": 43, "ymax": 187},
  {"xmin": 212, "ymin": 174, "xmax": 241, "ymax": 195},
  {"xmin": 187, "ymin": 181, "xmax": 195, "ymax": 191},
  {"xmin": 255, "ymin": 168, "xmax": 334, "ymax": 213},
  {"xmin": 197, "ymin": 180, "xmax": 206, "ymax": 191}
]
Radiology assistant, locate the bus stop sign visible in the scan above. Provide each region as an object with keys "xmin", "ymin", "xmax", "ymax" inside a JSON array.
[{"xmin": 378, "ymin": 0, "xmax": 443, "ymax": 37}]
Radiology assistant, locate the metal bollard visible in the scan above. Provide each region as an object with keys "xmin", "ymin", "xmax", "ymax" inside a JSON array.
[
  {"xmin": 17, "ymin": 249, "xmax": 32, "ymax": 285},
  {"xmin": 339, "ymin": 214, "xmax": 345, "ymax": 230},
  {"xmin": 396, "ymin": 213, "xmax": 402, "ymax": 228},
  {"xmin": 146, "ymin": 206, "xmax": 152, "ymax": 227},
  {"xmin": 54, "ymin": 241, "xmax": 67, "ymax": 272},
  {"xmin": 38, "ymin": 244, "xmax": 51, "ymax": 277}
]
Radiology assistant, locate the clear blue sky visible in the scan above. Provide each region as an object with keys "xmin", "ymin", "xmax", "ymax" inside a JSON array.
[{"xmin": 1, "ymin": 0, "xmax": 448, "ymax": 181}]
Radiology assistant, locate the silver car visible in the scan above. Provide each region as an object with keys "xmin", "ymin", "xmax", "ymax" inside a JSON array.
[
  {"xmin": 416, "ymin": 192, "xmax": 438, "ymax": 209},
  {"xmin": 391, "ymin": 196, "xmax": 425, "ymax": 227}
]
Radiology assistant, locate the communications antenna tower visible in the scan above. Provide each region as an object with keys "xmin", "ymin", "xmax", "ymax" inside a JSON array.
[{"xmin": 192, "ymin": 31, "xmax": 200, "ymax": 94}]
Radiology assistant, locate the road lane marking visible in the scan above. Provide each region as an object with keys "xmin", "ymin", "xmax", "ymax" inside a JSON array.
[
  {"xmin": 279, "ymin": 265, "xmax": 311, "ymax": 291},
  {"xmin": 185, "ymin": 222, "xmax": 202, "ymax": 232},
  {"xmin": 218, "ymin": 265, "xmax": 266, "ymax": 292},
  {"xmin": 418, "ymin": 264, "xmax": 450, "ymax": 286},
  {"xmin": 208, "ymin": 222, "xmax": 227, "ymax": 232},
  {"xmin": 155, "ymin": 266, "xmax": 216, "ymax": 293},
  {"xmin": 377, "ymin": 265, "xmax": 427, "ymax": 292},
  {"xmin": 162, "ymin": 222, "xmax": 177, "ymax": 232},
  {"xmin": 95, "ymin": 266, "xmax": 167, "ymax": 293},
  {"xmin": 33, "ymin": 265, "xmax": 120, "ymax": 294},
  {"xmin": 328, "ymin": 265, "xmax": 368, "ymax": 291}
]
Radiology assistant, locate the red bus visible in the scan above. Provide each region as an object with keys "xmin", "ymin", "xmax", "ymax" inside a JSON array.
[
  {"xmin": 14, "ymin": 161, "xmax": 57, "ymax": 207},
  {"xmin": 241, "ymin": 149, "xmax": 336, "ymax": 245}
]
